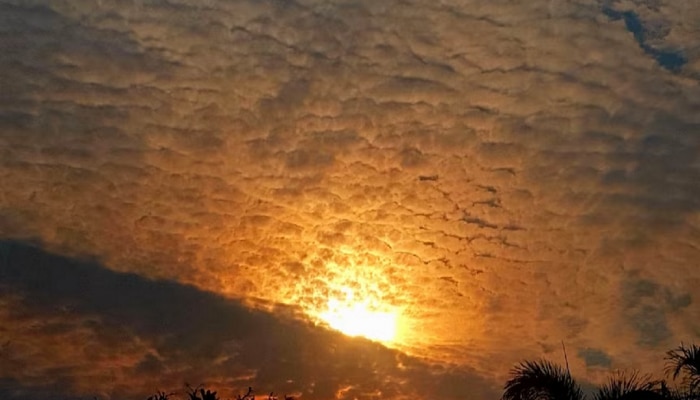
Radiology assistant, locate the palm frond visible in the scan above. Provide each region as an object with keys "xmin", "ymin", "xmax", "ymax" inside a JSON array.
[
  {"xmin": 665, "ymin": 343, "xmax": 700, "ymax": 394},
  {"xmin": 503, "ymin": 359, "xmax": 584, "ymax": 400},
  {"xmin": 658, "ymin": 382, "xmax": 698, "ymax": 400},
  {"xmin": 594, "ymin": 371, "xmax": 663, "ymax": 400}
]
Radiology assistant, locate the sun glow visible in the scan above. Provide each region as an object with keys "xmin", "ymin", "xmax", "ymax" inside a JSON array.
[
  {"xmin": 282, "ymin": 255, "xmax": 404, "ymax": 344},
  {"xmin": 318, "ymin": 287, "xmax": 399, "ymax": 343}
]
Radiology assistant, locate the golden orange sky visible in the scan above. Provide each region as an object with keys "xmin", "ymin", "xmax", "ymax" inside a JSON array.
[{"xmin": 1, "ymin": 0, "xmax": 700, "ymax": 399}]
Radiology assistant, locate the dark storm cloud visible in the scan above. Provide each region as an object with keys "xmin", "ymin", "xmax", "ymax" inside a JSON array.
[{"xmin": 0, "ymin": 241, "xmax": 498, "ymax": 400}]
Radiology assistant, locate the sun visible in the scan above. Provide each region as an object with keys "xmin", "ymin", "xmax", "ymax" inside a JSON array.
[
  {"xmin": 283, "ymin": 256, "xmax": 403, "ymax": 344},
  {"xmin": 318, "ymin": 286, "xmax": 399, "ymax": 343}
]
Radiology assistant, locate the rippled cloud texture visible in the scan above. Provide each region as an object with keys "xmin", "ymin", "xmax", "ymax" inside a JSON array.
[{"xmin": 1, "ymin": 0, "xmax": 700, "ymax": 399}]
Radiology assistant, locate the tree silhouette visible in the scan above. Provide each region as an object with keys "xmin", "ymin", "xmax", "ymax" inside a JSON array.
[
  {"xmin": 88, "ymin": 344, "xmax": 700, "ymax": 400},
  {"xmin": 501, "ymin": 346, "xmax": 700, "ymax": 400},
  {"xmin": 236, "ymin": 387, "xmax": 254, "ymax": 400},
  {"xmin": 186, "ymin": 384, "xmax": 220, "ymax": 400},
  {"xmin": 146, "ymin": 391, "xmax": 174, "ymax": 400},
  {"xmin": 594, "ymin": 372, "xmax": 663, "ymax": 400},
  {"xmin": 666, "ymin": 344, "xmax": 700, "ymax": 398},
  {"xmin": 503, "ymin": 359, "xmax": 583, "ymax": 400}
]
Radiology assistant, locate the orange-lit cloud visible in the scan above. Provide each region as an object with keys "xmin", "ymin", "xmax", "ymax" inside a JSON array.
[{"xmin": 1, "ymin": 0, "xmax": 700, "ymax": 399}]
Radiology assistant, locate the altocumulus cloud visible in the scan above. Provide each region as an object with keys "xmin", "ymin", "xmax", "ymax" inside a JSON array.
[{"xmin": 0, "ymin": 0, "xmax": 700, "ymax": 399}]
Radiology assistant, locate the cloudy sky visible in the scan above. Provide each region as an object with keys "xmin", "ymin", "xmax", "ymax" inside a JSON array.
[{"xmin": 1, "ymin": 0, "xmax": 699, "ymax": 399}]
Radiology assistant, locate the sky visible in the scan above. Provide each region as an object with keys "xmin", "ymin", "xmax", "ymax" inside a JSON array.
[{"xmin": 1, "ymin": 0, "xmax": 699, "ymax": 399}]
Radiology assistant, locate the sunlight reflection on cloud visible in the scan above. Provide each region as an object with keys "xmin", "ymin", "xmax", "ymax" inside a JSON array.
[{"xmin": 0, "ymin": 0, "xmax": 699, "ymax": 399}]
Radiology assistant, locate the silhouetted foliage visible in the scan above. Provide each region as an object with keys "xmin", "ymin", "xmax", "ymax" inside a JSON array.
[
  {"xmin": 503, "ymin": 359, "xmax": 583, "ymax": 400},
  {"xmin": 67, "ymin": 344, "xmax": 700, "ymax": 400},
  {"xmin": 236, "ymin": 387, "xmax": 254, "ymax": 400},
  {"xmin": 594, "ymin": 372, "xmax": 662, "ymax": 400},
  {"xmin": 129, "ymin": 386, "xmax": 286, "ymax": 400},
  {"xmin": 658, "ymin": 382, "xmax": 697, "ymax": 400},
  {"xmin": 503, "ymin": 343, "xmax": 700, "ymax": 400},
  {"xmin": 146, "ymin": 391, "xmax": 173, "ymax": 400},
  {"xmin": 666, "ymin": 344, "xmax": 700, "ymax": 396},
  {"xmin": 186, "ymin": 384, "xmax": 219, "ymax": 400}
]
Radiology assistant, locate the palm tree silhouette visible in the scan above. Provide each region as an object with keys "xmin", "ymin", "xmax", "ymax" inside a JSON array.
[
  {"xmin": 594, "ymin": 372, "xmax": 664, "ymax": 400},
  {"xmin": 503, "ymin": 359, "xmax": 583, "ymax": 400},
  {"xmin": 665, "ymin": 343, "xmax": 700, "ymax": 399},
  {"xmin": 502, "ymin": 343, "xmax": 700, "ymax": 400},
  {"xmin": 115, "ymin": 344, "xmax": 700, "ymax": 400},
  {"xmin": 502, "ymin": 360, "xmax": 663, "ymax": 400}
]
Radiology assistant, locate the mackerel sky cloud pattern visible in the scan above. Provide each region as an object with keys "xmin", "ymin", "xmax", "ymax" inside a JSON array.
[{"xmin": 1, "ymin": 0, "xmax": 700, "ymax": 399}]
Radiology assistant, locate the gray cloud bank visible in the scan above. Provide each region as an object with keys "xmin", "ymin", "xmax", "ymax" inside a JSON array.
[{"xmin": 1, "ymin": 0, "xmax": 700, "ymax": 398}]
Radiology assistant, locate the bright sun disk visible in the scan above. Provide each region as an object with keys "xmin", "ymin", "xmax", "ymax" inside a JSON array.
[{"xmin": 319, "ymin": 293, "xmax": 398, "ymax": 343}]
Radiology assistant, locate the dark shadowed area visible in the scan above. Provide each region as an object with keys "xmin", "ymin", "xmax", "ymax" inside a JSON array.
[{"xmin": 0, "ymin": 241, "xmax": 497, "ymax": 399}]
